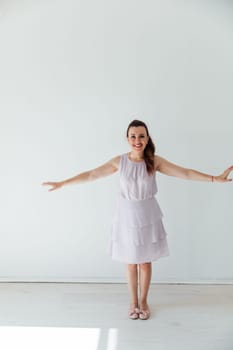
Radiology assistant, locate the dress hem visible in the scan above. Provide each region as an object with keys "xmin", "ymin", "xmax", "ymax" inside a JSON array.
[{"xmin": 110, "ymin": 252, "xmax": 170, "ymax": 264}]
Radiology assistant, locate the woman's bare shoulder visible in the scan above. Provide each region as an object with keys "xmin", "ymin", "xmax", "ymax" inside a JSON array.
[
  {"xmin": 110, "ymin": 155, "xmax": 121, "ymax": 170},
  {"xmin": 154, "ymin": 154, "xmax": 163, "ymax": 170}
]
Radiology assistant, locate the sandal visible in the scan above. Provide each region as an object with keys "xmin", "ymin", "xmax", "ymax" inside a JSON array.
[
  {"xmin": 128, "ymin": 307, "xmax": 140, "ymax": 320},
  {"xmin": 139, "ymin": 309, "xmax": 150, "ymax": 320}
]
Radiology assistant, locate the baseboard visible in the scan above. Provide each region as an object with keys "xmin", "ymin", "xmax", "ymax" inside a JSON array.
[{"xmin": 0, "ymin": 277, "xmax": 232, "ymax": 284}]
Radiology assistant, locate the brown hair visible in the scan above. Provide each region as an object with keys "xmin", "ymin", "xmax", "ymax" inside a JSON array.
[{"xmin": 126, "ymin": 120, "xmax": 156, "ymax": 175}]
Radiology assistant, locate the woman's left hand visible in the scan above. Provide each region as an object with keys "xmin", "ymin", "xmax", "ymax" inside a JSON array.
[{"xmin": 214, "ymin": 166, "xmax": 233, "ymax": 182}]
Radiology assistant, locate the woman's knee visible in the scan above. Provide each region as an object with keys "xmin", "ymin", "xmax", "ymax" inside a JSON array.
[
  {"xmin": 139, "ymin": 262, "xmax": 151, "ymax": 270},
  {"xmin": 127, "ymin": 264, "xmax": 138, "ymax": 272}
]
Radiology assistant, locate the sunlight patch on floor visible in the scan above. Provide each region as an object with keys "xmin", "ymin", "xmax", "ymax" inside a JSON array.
[
  {"xmin": 107, "ymin": 328, "xmax": 118, "ymax": 350},
  {"xmin": 0, "ymin": 327, "xmax": 101, "ymax": 350}
]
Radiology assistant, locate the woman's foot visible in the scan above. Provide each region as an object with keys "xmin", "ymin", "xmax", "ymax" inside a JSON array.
[
  {"xmin": 139, "ymin": 302, "xmax": 150, "ymax": 320},
  {"xmin": 128, "ymin": 305, "xmax": 140, "ymax": 320},
  {"xmin": 139, "ymin": 308, "xmax": 150, "ymax": 320}
]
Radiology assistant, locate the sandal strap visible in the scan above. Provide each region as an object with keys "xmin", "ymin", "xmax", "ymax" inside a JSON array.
[{"xmin": 128, "ymin": 307, "xmax": 140, "ymax": 315}]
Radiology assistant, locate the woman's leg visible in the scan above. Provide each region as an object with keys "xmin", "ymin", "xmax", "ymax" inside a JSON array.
[
  {"xmin": 126, "ymin": 264, "xmax": 139, "ymax": 308},
  {"xmin": 139, "ymin": 262, "xmax": 152, "ymax": 312}
]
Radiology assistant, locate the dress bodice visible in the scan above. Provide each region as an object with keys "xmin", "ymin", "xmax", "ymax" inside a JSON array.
[{"xmin": 118, "ymin": 153, "xmax": 157, "ymax": 201}]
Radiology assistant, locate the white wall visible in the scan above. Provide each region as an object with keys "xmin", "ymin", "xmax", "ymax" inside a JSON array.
[{"xmin": 0, "ymin": 0, "xmax": 232, "ymax": 283}]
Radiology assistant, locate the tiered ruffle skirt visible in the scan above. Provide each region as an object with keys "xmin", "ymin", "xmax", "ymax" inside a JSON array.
[{"xmin": 109, "ymin": 196, "xmax": 169, "ymax": 264}]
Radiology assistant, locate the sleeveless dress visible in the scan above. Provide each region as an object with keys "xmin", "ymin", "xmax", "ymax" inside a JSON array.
[{"xmin": 108, "ymin": 153, "xmax": 169, "ymax": 264}]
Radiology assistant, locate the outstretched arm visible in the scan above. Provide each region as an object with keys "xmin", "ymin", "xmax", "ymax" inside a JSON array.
[
  {"xmin": 155, "ymin": 155, "xmax": 233, "ymax": 183},
  {"xmin": 42, "ymin": 155, "xmax": 120, "ymax": 191}
]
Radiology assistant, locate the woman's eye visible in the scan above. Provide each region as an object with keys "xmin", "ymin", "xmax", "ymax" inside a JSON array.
[{"xmin": 130, "ymin": 135, "xmax": 145, "ymax": 139}]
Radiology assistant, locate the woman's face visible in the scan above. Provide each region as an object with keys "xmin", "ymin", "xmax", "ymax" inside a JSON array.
[{"xmin": 127, "ymin": 126, "xmax": 149, "ymax": 154}]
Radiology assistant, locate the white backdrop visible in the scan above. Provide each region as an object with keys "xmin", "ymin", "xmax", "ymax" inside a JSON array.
[{"xmin": 0, "ymin": 0, "xmax": 232, "ymax": 283}]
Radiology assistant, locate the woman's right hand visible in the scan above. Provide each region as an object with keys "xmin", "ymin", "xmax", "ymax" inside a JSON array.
[{"xmin": 42, "ymin": 181, "xmax": 64, "ymax": 191}]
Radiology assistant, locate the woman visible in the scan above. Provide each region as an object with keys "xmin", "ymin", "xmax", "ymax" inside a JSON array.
[{"xmin": 43, "ymin": 119, "xmax": 233, "ymax": 320}]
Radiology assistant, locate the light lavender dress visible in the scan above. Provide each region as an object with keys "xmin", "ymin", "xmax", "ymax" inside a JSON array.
[{"xmin": 109, "ymin": 153, "xmax": 169, "ymax": 264}]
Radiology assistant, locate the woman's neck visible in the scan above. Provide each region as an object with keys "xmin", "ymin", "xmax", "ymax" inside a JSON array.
[{"xmin": 129, "ymin": 152, "xmax": 144, "ymax": 161}]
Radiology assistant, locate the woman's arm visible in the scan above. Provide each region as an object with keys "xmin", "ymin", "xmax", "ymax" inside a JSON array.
[
  {"xmin": 42, "ymin": 155, "xmax": 120, "ymax": 191},
  {"xmin": 155, "ymin": 155, "xmax": 233, "ymax": 183}
]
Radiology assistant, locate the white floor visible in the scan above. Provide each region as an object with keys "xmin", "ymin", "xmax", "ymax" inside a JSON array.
[{"xmin": 0, "ymin": 283, "xmax": 232, "ymax": 350}]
